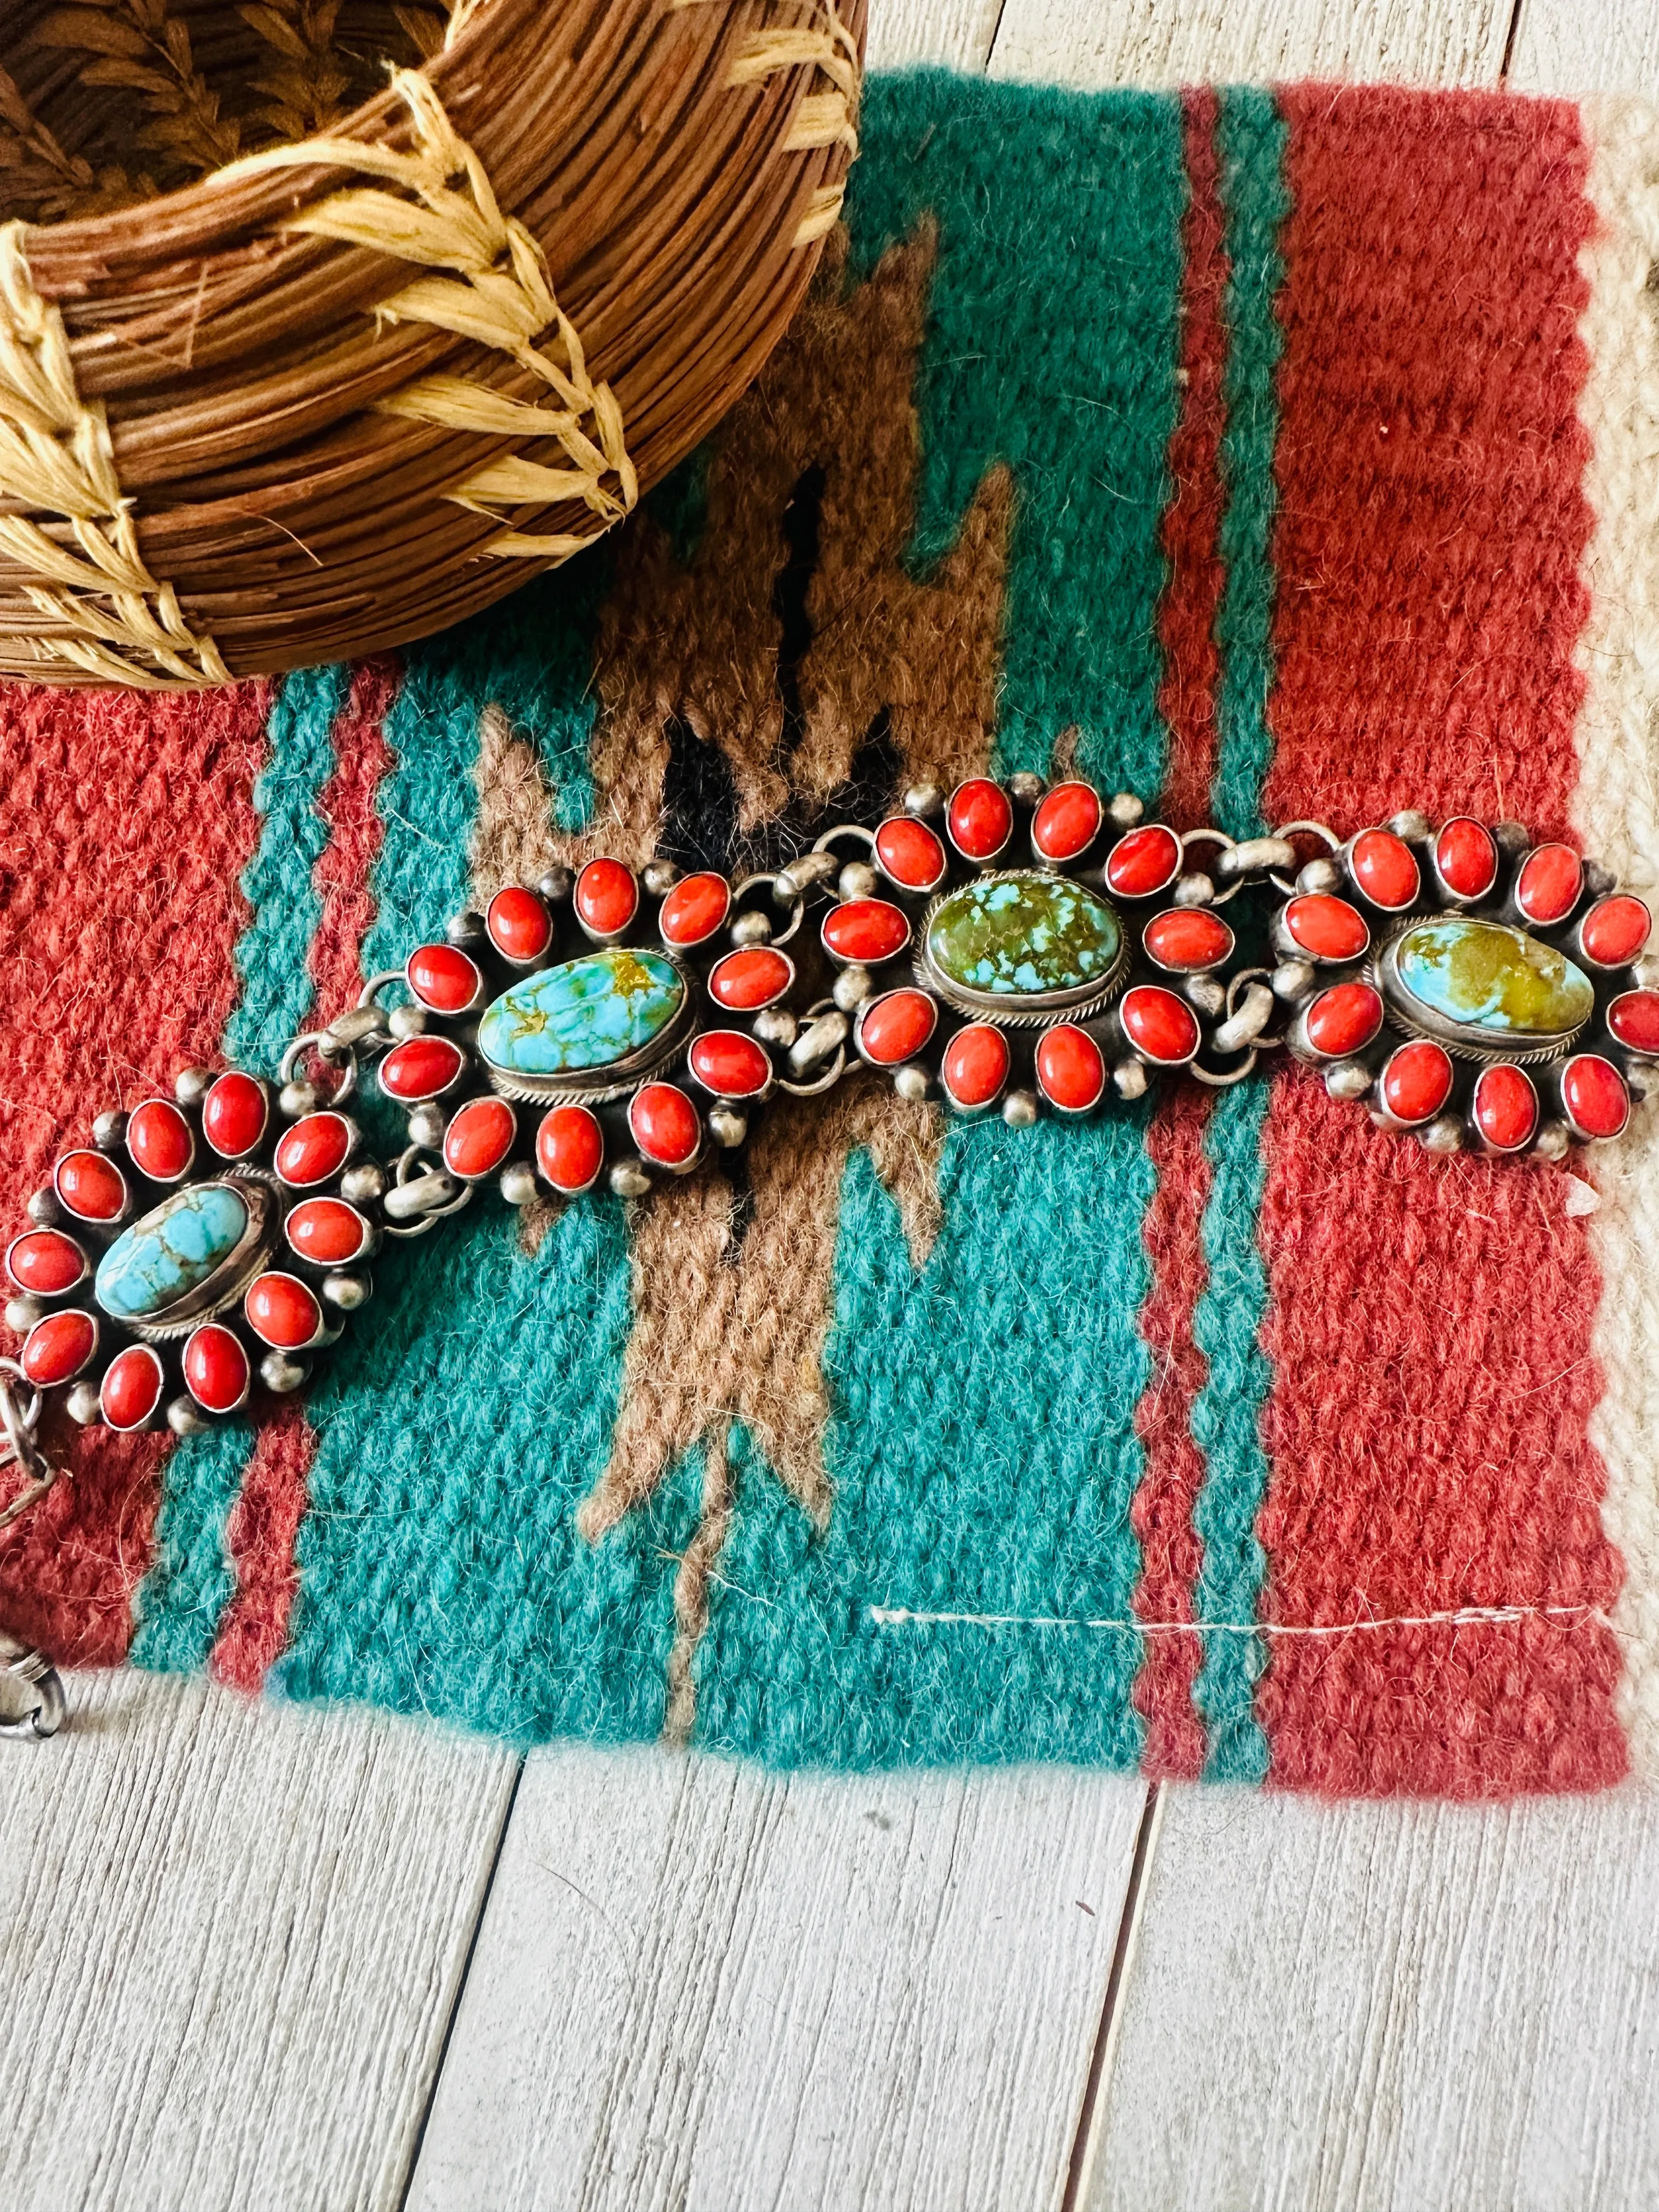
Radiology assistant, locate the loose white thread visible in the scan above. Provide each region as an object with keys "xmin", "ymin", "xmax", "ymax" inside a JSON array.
[{"xmin": 866, "ymin": 1602, "xmax": 1611, "ymax": 1636}]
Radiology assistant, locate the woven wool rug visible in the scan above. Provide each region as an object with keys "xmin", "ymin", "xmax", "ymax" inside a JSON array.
[{"xmin": 2, "ymin": 76, "xmax": 1657, "ymax": 1797}]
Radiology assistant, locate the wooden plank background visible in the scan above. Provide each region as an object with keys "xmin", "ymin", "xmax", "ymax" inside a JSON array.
[{"xmin": 3, "ymin": 3, "xmax": 1657, "ymax": 2209}]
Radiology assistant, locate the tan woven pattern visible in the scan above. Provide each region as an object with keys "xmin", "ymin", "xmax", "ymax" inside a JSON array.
[{"xmin": 0, "ymin": 224, "xmax": 228, "ymax": 690}]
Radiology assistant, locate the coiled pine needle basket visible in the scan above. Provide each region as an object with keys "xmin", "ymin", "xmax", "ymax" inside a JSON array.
[{"xmin": 0, "ymin": 0, "xmax": 865, "ymax": 687}]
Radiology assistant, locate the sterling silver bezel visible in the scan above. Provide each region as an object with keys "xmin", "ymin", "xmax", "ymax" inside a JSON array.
[
  {"xmin": 477, "ymin": 950, "xmax": 698, "ymax": 1105},
  {"xmin": 1369, "ymin": 913, "xmax": 1594, "ymax": 1066},
  {"xmin": 101, "ymin": 1172, "xmax": 281, "ymax": 1344},
  {"xmin": 914, "ymin": 868, "xmax": 1131, "ymax": 1030}
]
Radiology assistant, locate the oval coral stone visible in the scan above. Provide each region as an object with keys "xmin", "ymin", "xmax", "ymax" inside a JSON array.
[
  {"xmin": 1473, "ymin": 1063, "xmax": 1538, "ymax": 1151},
  {"xmin": 689, "ymin": 1030, "xmax": 772, "ymax": 1097},
  {"xmin": 407, "ymin": 941, "xmax": 482, "ymax": 1014},
  {"xmin": 202, "ymin": 1071, "xmax": 269, "ymax": 1159},
  {"xmin": 1562, "ymin": 1054, "xmax": 1629, "ymax": 1140},
  {"xmin": 1434, "ymin": 817, "xmax": 1498, "ymax": 899},
  {"xmin": 874, "ymin": 816, "xmax": 947, "ymax": 892},
  {"xmin": 184, "ymin": 1323, "xmax": 250, "ymax": 1414},
  {"xmin": 1105, "ymin": 823, "xmax": 1181, "ymax": 899},
  {"xmin": 658, "ymin": 872, "xmax": 731, "ymax": 947},
  {"xmin": 1121, "ymin": 985, "xmax": 1200, "ymax": 1064},
  {"xmin": 285, "ymin": 1198, "xmax": 372, "ymax": 1267},
  {"xmin": 7, "ymin": 1228, "xmax": 87, "ymax": 1296},
  {"xmin": 245, "ymin": 1271, "xmax": 321, "ymax": 1350},
  {"xmin": 859, "ymin": 990, "xmax": 938, "ymax": 1066},
  {"xmin": 127, "ymin": 1098, "xmax": 194, "ymax": 1183},
  {"xmin": 486, "ymin": 885, "xmax": 553, "ymax": 963},
  {"xmin": 946, "ymin": 778, "xmax": 1013, "ymax": 861},
  {"xmin": 575, "ymin": 857, "xmax": 639, "ymax": 938},
  {"xmin": 1036, "ymin": 1025, "xmax": 1105, "ymax": 1112},
  {"xmin": 537, "ymin": 1105, "xmax": 605, "ymax": 1194},
  {"xmin": 1348, "ymin": 828, "xmax": 1420, "ymax": 910},
  {"xmin": 1284, "ymin": 895, "xmax": 1369, "ymax": 963},
  {"xmin": 1580, "ymin": 894, "xmax": 1651, "ymax": 968},
  {"xmin": 1380, "ymin": 1040, "xmax": 1453, "ymax": 1124},
  {"xmin": 1143, "ymin": 907, "xmax": 1233, "ymax": 972},
  {"xmin": 443, "ymin": 1098, "xmax": 517, "ymax": 1180},
  {"xmin": 708, "ymin": 947, "xmax": 794, "ymax": 1012},
  {"xmin": 55, "ymin": 1149, "xmax": 127, "ymax": 1223},
  {"xmin": 629, "ymin": 1084, "xmax": 701, "ymax": 1167},
  {"xmin": 941, "ymin": 1024, "xmax": 1009, "ymax": 1108},
  {"xmin": 1608, "ymin": 990, "xmax": 1659, "ymax": 1054},
  {"xmin": 1031, "ymin": 781, "xmax": 1103, "ymax": 864},
  {"xmin": 21, "ymin": 1307, "xmax": 97, "ymax": 1386},
  {"xmin": 1516, "ymin": 843, "xmax": 1582, "ymax": 926},
  {"xmin": 379, "ymin": 1035, "xmax": 466, "ymax": 1102},
  {"xmin": 1304, "ymin": 982, "xmax": 1384, "ymax": 1058},
  {"xmin": 100, "ymin": 1345, "xmax": 164, "ymax": 1432},
  {"xmin": 274, "ymin": 1112, "xmax": 352, "ymax": 1188},
  {"xmin": 822, "ymin": 899, "xmax": 910, "ymax": 965}
]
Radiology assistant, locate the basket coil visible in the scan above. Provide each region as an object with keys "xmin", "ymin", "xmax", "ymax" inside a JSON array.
[{"xmin": 0, "ymin": 0, "xmax": 865, "ymax": 686}]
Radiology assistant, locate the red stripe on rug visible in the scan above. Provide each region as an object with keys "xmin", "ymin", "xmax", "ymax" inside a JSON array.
[
  {"xmin": 210, "ymin": 656, "xmax": 400, "ymax": 1690},
  {"xmin": 1252, "ymin": 87, "xmax": 1624, "ymax": 1795},
  {"xmin": 1131, "ymin": 1088, "xmax": 1213, "ymax": 1779},
  {"xmin": 0, "ymin": 681, "xmax": 270, "ymax": 1665},
  {"xmin": 1156, "ymin": 87, "xmax": 1230, "ymax": 832}
]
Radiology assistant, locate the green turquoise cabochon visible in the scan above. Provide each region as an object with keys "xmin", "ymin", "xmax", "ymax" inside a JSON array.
[
  {"xmin": 926, "ymin": 872, "xmax": 1122, "ymax": 1000},
  {"xmin": 1389, "ymin": 917, "xmax": 1594, "ymax": 1039},
  {"xmin": 477, "ymin": 949, "xmax": 686, "ymax": 1077},
  {"xmin": 95, "ymin": 1183, "xmax": 251, "ymax": 1322}
]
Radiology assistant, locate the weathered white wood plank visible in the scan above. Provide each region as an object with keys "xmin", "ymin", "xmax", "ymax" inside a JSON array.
[
  {"xmin": 1508, "ymin": 0, "xmax": 1659, "ymax": 93},
  {"xmin": 866, "ymin": 0, "xmax": 1003, "ymax": 72},
  {"xmin": 407, "ymin": 1747, "xmax": 1148, "ymax": 2212},
  {"xmin": 1084, "ymin": 1785, "xmax": 1659, "ymax": 2212},
  {"xmin": 0, "ymin": 1670, "xmax": 517, "ymax": 2212},
  {"xmin": 988, "ymin": 0, "xmax": 1512, "ymax": 87}
]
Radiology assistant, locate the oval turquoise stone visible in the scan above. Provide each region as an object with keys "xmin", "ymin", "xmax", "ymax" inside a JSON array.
[
  {"xmin": 927, "ymin": 872, "xmax": 1121, "ymax": 997},
  {"xmin": 477, "ymin": 948, "xmax": 685, "ymax": 1076},
  {"xmin": 1393, "ymin": 917, "xmax": 1593, "ymax": 1037},
  {"xmin": 95, "ymin": 1182, "xmax": 250, "ymax": 1322}
]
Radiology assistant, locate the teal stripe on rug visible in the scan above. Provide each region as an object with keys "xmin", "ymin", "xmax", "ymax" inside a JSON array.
[
  {"xmin": 132, "ymin": 665, "xmax": 344, "ymax": 1673},
  {"xmin": 1182, "ymin": 86, "xmax": 1291, "ymax": 1778}
]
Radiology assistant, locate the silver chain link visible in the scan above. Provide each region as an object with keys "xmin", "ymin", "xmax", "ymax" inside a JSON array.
[{"xmin": 0, "ymin": 1363, "xmax": 65, "ymax": 1740}]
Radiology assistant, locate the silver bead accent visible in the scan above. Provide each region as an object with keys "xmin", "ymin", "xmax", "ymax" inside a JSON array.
[
  {"xmin": 388, "ymin": 1002, "xmax": 427, "ymax": 1041},
  {"xmin": 1324, "ymin": 1060, "xmax": 1373, "ymax": 1102},
  {"xmin": 5, "ymin": 1295, "xmax": 45, "ymax": 1335},
  {"xmin": 173, "ymin": 1065, "xmax": 215, "ymax": 1109},
  {"xmin": 538, "ymin": 866, "xmax": 574, "ymax": 904},
  {"xmin": 609, "ymin": 1158, "xmax": 652, "ymax": 1199},
  {"xmin": 1113, "ymin": 1058, "xmax": 1148, "ymax": 1102},
  {"xmin": 1386, "ymin": 809, "xmax": 1432, "ymax": 842},
  {"xmin": 1494, "ymin": 820, "xmax": 1531, "ymax": 855},
  {"xmin": 1108, "ymin": 791, "xmax": 1146, "ymax": 830},
  {"xmin": 1002, "ymin": 1088, "xmax": 1039, "ymax": 1128},
  {"xmin": 708, "ymin": 1107, "xmax": 748, "ymax": 1149},
  {"xmin": 166, "ymin": 1395, "xmax": 211, "ymax": 1437},
  {"xmin": 1172, "ymin": 872, "xmax": 1215, "ymax": 908},
  {"xmin": 1295, "ymin": 857, "xmax": 1342, "ymax": 896},
  {"xmin": 1533, "ymin": 1119, "xmax": 1572, "ymax": 1162},
  {"xmin": 1420, "ymin": 1114, "xmax": 1464, "ymax": 1155},
  {"xmin": 903, "ymin": 781, "xmax": 943, "ymax": 818},
  {"xmin": 893, "ymin": 1065, "xmax": 930, "ymax": 1102},
  {"xmin": 92, "ymin": 1109, "xmax": 128, "ymax": 1152},
  {"xmin": 25, "ymin": 1188, "xmax": 59, "ymax": 1227},
  {"xmin": 259, "ymin": 1351, "xmax": 308, "ymax": 1393},
  {"xmin": 1272, "ymin": 958, "xmax": 1316, "ymax": 1001},
  {"xmin": 642, "ymin": 859, "xmax": 681, "ymax": 897},
  {"xmin": 753, "ymin": 1007, "xmax": 799, "ymax": 1048},
  {"xmin": 279, "ymin": 1079, "xmax": 320, "ymax": 1119},
  {"xmin": 445, "ymin": 908, "xmax": 486, "ymax": 946},
  {"xmin": 499, "ymin": 1162, "xmax": 540, "ymax": 1207},
  {"xmin": 837, "ymin": 860, "xmax": 878, "ymax": 902},
  {"xmin": 341, "ymin": 1161, "xmax": 387, "ymax": 1204},
  {"xmin": 1186, "ymin": 977, "xmax": 1226, "ymax": 1019},
  {"xmin": 322, "ymin": 1272, "xmax": 371, "ymax": 1311},
  {"xmin": 730, "ymin": 910, "xmax": 774, "ymax": 948},
  {"xmin": 831, "ymin": 964, "xmax": 873, "ymax": 1013},
  {"xmin": 407, "ymin": 1103, "xmax": 448, "ymax": 1152},
  {"xmin": 1006, "ymin": 771, "xmax": 1046, "ymax": 804},
  {"xmin": 1583, "ymin": 861, "xmax": 1617, "ymax": 901},
  {"xmin": 65, "ymin": 1379, "xmax": 102, "ymax": 1426}
]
